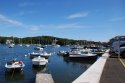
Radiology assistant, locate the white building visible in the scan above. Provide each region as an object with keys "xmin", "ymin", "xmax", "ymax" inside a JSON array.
[{"xmin": 6, "ymin": 39, "xmax": 13, "ymax": 44}]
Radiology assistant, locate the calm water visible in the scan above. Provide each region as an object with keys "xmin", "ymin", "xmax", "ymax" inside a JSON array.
[{"xmin": 0, "ymin": 44, "xmax": 95, "ymax": 83}]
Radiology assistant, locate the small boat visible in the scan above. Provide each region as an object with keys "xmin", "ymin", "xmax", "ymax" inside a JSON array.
[
  {"xmin": 25, "ymin": 44, "xmax": 30, "ymax": 47},
  {"xmin": 71, "ymin": 45, "xmax": 83, "ymax": 49},
  {"xmin": 57, "ymin": 51, "xmax": 69, "ymax": 57},
  {"xmin": 53, "ymin": 44, "xmax": 60, "ymax": 47},
  {"xmin": 5, "ymin": 59, "xmax": 25, "ymax": 71},
  {"xmin": 57, "ymin": 51, "xmax": 67, "ymax": 55},
  {"xmin": 69, "ymin": 50, "xmax": 81, "ymax": 55},
  {"xmin": 34, "ymin": 47, "xmax": 43, "ymax": 50},
  {"xmin": 32, "ymin": 56, "xmax": 48, "ymax": 66},
  {"xmin": 19, "ymin": 44, "xmax": 23, "ymax": 46},
  {"xmin": 8, "ymin": 44, "xmax": 14, "ymax": 48},
  {"xmin": 69, "ymin": 51, "xmax": 97, "ymax": 60},
  {"xmin": 88, "ymin": 47, "xmax": 105, "ymax": 56},
  {"xmin": 29, "ymin": 52, "xmax": 51, "ymax": 59}
]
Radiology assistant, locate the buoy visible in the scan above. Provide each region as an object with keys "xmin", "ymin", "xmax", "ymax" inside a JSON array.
[{"xmin": 25, "ymin": 54, "xmax": 27, "ymax": 57}]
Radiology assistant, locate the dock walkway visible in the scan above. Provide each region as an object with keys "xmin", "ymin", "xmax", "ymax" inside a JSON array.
[
  {"xmin": 99, "ymin": 58, "xmax": 125, "ymax": 83},
  {"xmin": 36, "ymin": 73, "xmax": 54, "ymax": 83},
  {"xmin": 72, "ymin": 50, "xmax": 110, "ymax": 83}
]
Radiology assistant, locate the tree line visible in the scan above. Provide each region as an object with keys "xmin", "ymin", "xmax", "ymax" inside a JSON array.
[{"xmin": 0, "ymin": 36, "xmax": 104, "ymax": 46}]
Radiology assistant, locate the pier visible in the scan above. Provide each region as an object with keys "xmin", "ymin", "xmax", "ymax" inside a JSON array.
[
  {"xmin": 35, "ymin": 73, "xmax": 54, "ymax": 83},
  {"xmin": 72, "ymin": 49, "xmax": 125, "ymax": 83},
  {"xmin": 72, "ymin": 50, "xmax": 110, "ymax": 83},
  {"xmin": 99, "ymin": 58, "xmax": 125, "ymax": 83}
]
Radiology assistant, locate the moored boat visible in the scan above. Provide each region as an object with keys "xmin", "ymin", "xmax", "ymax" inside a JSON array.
[
  {"xmin": 32, "ymin": 56, "xmax": 48, "ymax": 66},
  {"xmin": 25, "ymin": 44, "xmax": 30, "ymax": 47},
  {"xmin": 69, "ymin": 51, "xmax": 98, "ymax": 61},
  {"xmin": 5, "ymin": 59, "xmax": 25, "ymax": 71},
  {"xmin": 34, "ymin": 47, "xmax": 43, "ymax": 50},
  {"xmin": 8, "ymin": 44, "xmax": 15, "ymax": 48},
  {"xmin": 29, "ymin": 52, "xmax": 51, "ymax": 59}
]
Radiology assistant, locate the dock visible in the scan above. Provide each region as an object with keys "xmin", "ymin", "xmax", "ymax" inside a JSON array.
[
  {"xmin": 99, "ymin": 58, "xmax": 125, "ymax": 83},
  {"xmin": 72, "ymin": 50, "xmax": 110, "ymax": 83},
  {"xmin": 36, "ymin": 73, "xmax": 54, "ymax": 83}
]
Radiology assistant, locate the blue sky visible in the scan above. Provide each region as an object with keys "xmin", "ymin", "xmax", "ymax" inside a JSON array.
[{"xmin": 0, "ymin": 0, "xmax": 125, "ymax": 42}]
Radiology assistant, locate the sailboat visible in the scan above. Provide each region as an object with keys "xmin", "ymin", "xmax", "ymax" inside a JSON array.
[
  {"xmin": 19, "ymin": 38, "xmax": 23, "ymax": 46},
  {"xmin": 52, "ymin": 39, "xmax": 60, "ymax": 47},
  {"xmin": 8, "ymin": 36, "xmax": 15, "ymax": 48},
  {"xmin": 25, "ymin": 37, "xmax": 32, "ymax": 47},
  {"xmin": 34, "ymin": 37, "xmax": 44, "ymax": 50}
]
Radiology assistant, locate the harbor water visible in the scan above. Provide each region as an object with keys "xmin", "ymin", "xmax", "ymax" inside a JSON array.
[{"xmin": 0, "ymin": 44, "xmax": 96, "ymax": 83}]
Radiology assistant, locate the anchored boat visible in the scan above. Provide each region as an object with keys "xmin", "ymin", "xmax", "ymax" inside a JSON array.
[
  {"xmin": 8, "ymin": 44, "xmax": 15, "ymax": 48},
  {"xmin": 34, "ymin": 47, "xmax": 43, "ymax": 50},
  {"xmin": 69, "ymin": 51, "xmax": 97, "ymax": 60},
  {"xmin": 29, "ymin": 52, "xmax": 51, "ymax": 59},
  {"xmin": 32, "ymin": 56, "xmax": 48, "ymax": 66},
  {"xmin": 5, "ymin": 59, "xmax": 25, "ymax": 71}
]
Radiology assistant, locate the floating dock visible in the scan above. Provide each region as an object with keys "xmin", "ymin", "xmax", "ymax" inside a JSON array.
[
  {"xmin": 72, "ymin": 50, "xmax": 110, "ymax": 83},
  {"xmin": 36, "ymin": 73, "xmax": 54, "ymax": 83}
]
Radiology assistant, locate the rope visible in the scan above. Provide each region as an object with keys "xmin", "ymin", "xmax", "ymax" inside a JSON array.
[{"xmin": 10, "ymin": 68, "xmax": 15, "ymax": 79}]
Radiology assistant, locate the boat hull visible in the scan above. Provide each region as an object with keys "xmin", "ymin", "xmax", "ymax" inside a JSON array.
[
  {"xmin": 5, "ymin": 65, "xmax": 24, "ymax": 72},
  {"xmin": 30, "ymin": 53, "xmax": 51, "ymax": 59},
  {"xmin": 6, "ymin": 67, "xmax": 23, "ymax": 72},
  {"xmin": 34, "ymin": 47, "xmax": 43, "ymax": 50},
  {"xmin": 69, "ymin": 55, "xmax": 98, "ymax": 61},
  {"xmin": 32, "ymin": 61, "xmax": 47, "ymax": 66},
  {"xmin": 5, "ymin": 61, "xmax": 25, "ymax": 72}
]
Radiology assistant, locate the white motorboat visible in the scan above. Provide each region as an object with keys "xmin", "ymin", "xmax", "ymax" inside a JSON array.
[
  {"xmin": 69, "ymin": 50, "xmax": 97, "ymax": 60},
  {"xmin": 32, "ymin": 56, "xmax": 48, "ymax": 66},
  {"xmin": 19, "ymin": 44, "xmax": 23, "ymax": 46},
  {"xmin": 57, "ymin": 51, "xmax": 69, "ymax": 57},
  {"xmin": 8, "ymin": 44, "xmax": 15, "ymax": 48},
  {"xmin": 69, "ymin": 50, "xmax": 81, "ymax": 55},
  {"xmin": 53, "ymin": 44, "xmax": 60, "ymax": 47},
  {"xmin": 5, "ymin": 60, "xmax": 25, "ymax": 71},
  {"xmin": 25, "ymin": 44, "xmax": 30, "ymax": 47},
  {"xmin": 58, "ymin": 51, "xmax": 67, "ymax": 55},
  {"xmin": 34, "ymin": 47, "xmax": 43, "ymax": 50},
  {"xmin": 29, "ymin": 52, "xmax": 51, "ymax": 59}
]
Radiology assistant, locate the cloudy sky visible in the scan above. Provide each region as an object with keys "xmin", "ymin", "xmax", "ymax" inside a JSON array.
[{"xmin": 0, "ymin": 0, "xmax": 125, "ymax": 41}]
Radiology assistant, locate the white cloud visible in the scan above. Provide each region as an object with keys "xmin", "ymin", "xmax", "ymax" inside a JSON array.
[
  {"xmin": 0, "ymin": 14, "xmax": 41, "ymax": 35},
  {"xmin": 110, "ymin": 16, "xmax": 125, "ymax": 21},
  {"xmin": 0, "ymin": 14, "xmax": 23, "ymax": 26},
  {"xmin": 19, "ymin": 2, "xmax": 40, "ymax": 7},
  {"xmin": 39, "ymin": 23, "xmax": 90, "ymax": 29},
  {"xmin": 67, "ymin": 12, "xmax": 88, "ymax": 19},
  {"xmin": 56, "ymin": 23, "xmax": 89, "ymax": 29},
  {"xmin": 0, "ymin": 14, "xmax": 41, "ymax": 33},
  {"xmin": 30, "ymin": 25, "xmax": 40, "ymax": 31},
  {"xmin": 0, "ymin": 14, "xmax": 5, "ymax": 19},
  {"xmin": 0, "ymin": 14, "xmax": 90, "ymax": 36},
  {"xmin": 18, "ymin": 11, "xmax": 36, "ymax": 16}
]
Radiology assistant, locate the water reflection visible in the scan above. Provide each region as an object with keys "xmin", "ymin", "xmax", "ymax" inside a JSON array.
[
  {"xmin": 0, "ymin": 45, "xmax": 95, "ymax": 83},
  {"xmin": 63, "ymin": 56, "xmax": 95, "ymax": 64},
  {"xmin": 5, "ymin": 71, "xmax": 24, "ymax": 81},
  {"xmin": 32, "ymin": 65, "xmax": 46, "ymax": 74}
]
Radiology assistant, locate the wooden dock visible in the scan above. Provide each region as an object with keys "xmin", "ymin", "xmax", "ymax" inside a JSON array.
[{"xmin": 36, "ymin": 73, "xmax": 54, "ymax": 83}]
